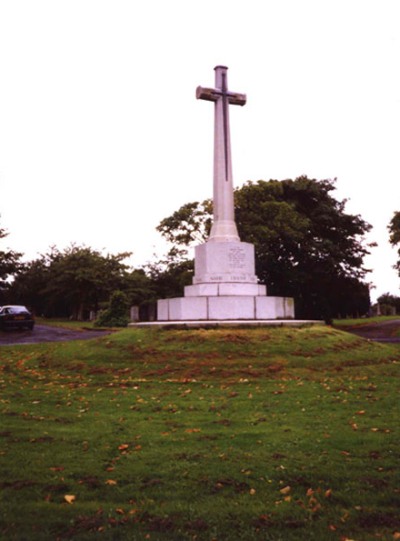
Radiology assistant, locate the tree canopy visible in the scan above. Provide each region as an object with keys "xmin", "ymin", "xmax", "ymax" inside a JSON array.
[
  {"xmin": 0, "ymin": 219, "xmax": 22, "ymax": 302},
  {"xmin": 388, "ymin": 210, "xmax": 400, "ymax": 277},
  {"xmin": 156, "ymin": 176, "xmax": 373, "ymax": 320},
  {"xmin": 8, "ymin": 245, "xmax": 133, "ymax": 319}
]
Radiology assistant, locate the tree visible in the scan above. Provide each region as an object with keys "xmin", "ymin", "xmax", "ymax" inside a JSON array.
[
  {"xmin": 388, "ymin": 210, "xmax": 400, "ymax": 277},
  {"xmin": 0, "ymin": 219, "xmax": 22, "ymax": 302},
  {"xmin": 9, "ymin": 245, "xmax": 132, "ymax": 319},
  {"xmin": 6, "ymin": 259, "xmax": 49, "ymax": 314},
  {"xmin": 145, "ymin": 251, "xmax": 194, "ymax": 300},
  {"xmin": 377, "ymin": 293, "xmax": 400, "ymax": 315},
  {"xmin": 156, "ymin": 177, "xmax": 373, "ymax": 320}
]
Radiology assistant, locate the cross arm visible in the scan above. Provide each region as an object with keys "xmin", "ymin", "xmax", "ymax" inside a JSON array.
[{"xmin": 196, "ymin": 86, "xmax": 247, "ymax": 106}]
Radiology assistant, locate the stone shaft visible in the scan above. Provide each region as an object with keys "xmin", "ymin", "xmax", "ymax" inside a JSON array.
[{"xmin": 197, "ymin": 65, "xmax": 246, "ymax": 242}]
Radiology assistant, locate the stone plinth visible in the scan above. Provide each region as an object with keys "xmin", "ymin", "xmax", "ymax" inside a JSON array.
[
  {"xmin": 193, "ymin": 241, "xmax": 258, "ymax": 284},
  {"xmin": 157, "ymin": 240, "xmax": 295, "ymax": 321},
  {"xmin": 157, "ymin": 295, "xmax": 295, "ymax": 321}
]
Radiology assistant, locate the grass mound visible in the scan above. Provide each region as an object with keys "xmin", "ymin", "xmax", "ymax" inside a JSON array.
[{"xmin": 0, "ymin": 325, "xmax": 399, "ymax": 540}]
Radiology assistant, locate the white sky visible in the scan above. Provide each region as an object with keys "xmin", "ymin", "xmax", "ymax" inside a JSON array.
[{"xmin": 0, "ymin": 0, "xmax": 399, "ymax": 302}]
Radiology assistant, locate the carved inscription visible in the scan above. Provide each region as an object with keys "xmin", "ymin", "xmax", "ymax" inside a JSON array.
[{"xmin": 228, "ymin": 247, "xmax": 246, "ymax": 270}]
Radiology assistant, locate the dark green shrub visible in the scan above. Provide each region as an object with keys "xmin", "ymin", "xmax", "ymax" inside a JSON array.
[{"xmin": 94, "ymin": 290, "xmax": 129, "ymax": 327}]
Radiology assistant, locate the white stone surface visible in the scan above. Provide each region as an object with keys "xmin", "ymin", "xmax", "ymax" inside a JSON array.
[
  {"xmin": 256, "ymin": 296, "xmax": 295, "ymax": 319},
  {"xmin": 218, "ymin": 283, "xmax": 267, "ymax": 296},
  {"xmin": 185, "ymin": 282, "xmax": 267, "ymax": 297},
  {"xmin": 165, "ymin": 297, "xmax": 208, "ymax": 321},
  {"xmin": 157, "ymin": 299, "xmax": 170, "ymax": 321},
  {"xmin": 184, "ymin": 283, "xmax": 219, "ymax": 297},
  {"xmin": 193, "ymin": 241, "xmax": 258, "ymax": 284},
  {"xmin": 157, "ymin": 295, "xmax": 295, "ymax": 321},
  {"xmin": 196, "ymin": 66, "xmax": 245, "ymax": 243},
  {"xmin": 208, "ymin": 296, "xmax": 255, "ymax": 320}
]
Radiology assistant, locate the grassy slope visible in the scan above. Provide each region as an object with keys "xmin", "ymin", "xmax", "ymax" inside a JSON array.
[{"xmin": 0, "ymin": 325, "xmax": 399, "ymax": 540}]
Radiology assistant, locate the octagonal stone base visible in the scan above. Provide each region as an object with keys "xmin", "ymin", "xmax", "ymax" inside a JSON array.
[
  {"xmin": 157, "ymin": 240, "xmax": 295, "ymax": 322},
  {"xmin": 157, "ymin": 295, "xmax": 294, "ymax": 321}
]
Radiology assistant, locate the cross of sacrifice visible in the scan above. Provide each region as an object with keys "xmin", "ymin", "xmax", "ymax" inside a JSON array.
[{"xmin": 196, "ymin": 65, "xmax": 246, "ymax": 242}]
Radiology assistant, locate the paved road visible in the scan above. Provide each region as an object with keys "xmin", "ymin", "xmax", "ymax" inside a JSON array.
[
  {"xmin": 340, "ymin": 318, "xmax": 400, "ymax": 343},
  {"xmin": 0, "ymin": 324, "xmax": 112, "ymax": 346}
]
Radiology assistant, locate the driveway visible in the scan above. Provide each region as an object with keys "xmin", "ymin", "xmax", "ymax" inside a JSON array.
[{"xmin": 0, "ymin": 324, "xmax": 112, "ymax": 346}]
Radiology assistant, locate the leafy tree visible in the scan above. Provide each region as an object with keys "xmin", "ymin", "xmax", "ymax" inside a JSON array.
[
  {"xmin": 6, "ymin": 259, "xmax": 49, "ymax": 314},
  {"xmin": 388, "ymin": 210, "xmax": 400, "ymax": 276},
  {"xmin": 9, "ymin": 245, "xmax": 132, "ymax": 319},
  {"xmin": 156, "ymin": 177, "xmax": 372, "ymax": 320},
  {"xmin": 157, "ymin": 200, "xmax": 212, "ymax": 250},
  {"xmin": 145, "ymin": 248, "xmax": 194, "ymax": 300},
  {"xmin": 0, "ymin": 219, "xmax": 22, "ymax": 302},
  {"xmin": 377, "ymin": 293, "xmax": 400, "ymax": 315}
]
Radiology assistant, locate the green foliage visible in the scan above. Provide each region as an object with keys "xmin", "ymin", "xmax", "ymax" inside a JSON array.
[
  {"xmin": 145, "ymin": 248, "xmax": 194, "ymax": 300},
  {"xmin": 0, "ymin": 218, "xmax": 22, "ymax": 301},
  {"xmin": 8, "ymin": 245, "xmax": 131, "ymax": 319},
  {"xmin": 377, "ymin": 293, "xmax": 400, "ymax": 315},
  {"xmin": 0, "ymin": 326, "xmax": 399, "ymax": 540},
  {"xmin": 388, "ymin": 210, "xmax": 400, "ymax": 277},
  {"xmin": 156, "ymin": 177, "xmax": 373, "ymax": 320},
  {"xmin": 94, "ymin": 290, "xmax": 130, "ymax": 327},
  {"xmin": 157, "ymin": 200, "xmax": 212, "ymax": 248}
]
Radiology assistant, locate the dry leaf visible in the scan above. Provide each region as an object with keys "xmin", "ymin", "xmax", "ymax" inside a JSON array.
[
  {"xmin": 105, "ymin": 479, "xmax": 117, "ymax": 485},
  {"xmin": 280, "ymin": 486, "xmax": 291, "ymax": 495},
  {"xmin": 118, "ymin": 444, "xmax": 129, "ymax": 451},
  {"xmin": 64, "ymin": 494, "xmax": 76, "ymax": 504}
]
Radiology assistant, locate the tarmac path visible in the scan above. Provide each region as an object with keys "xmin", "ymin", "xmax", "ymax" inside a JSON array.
[
  {"xmin": 339, "ymin": 318, "xmax": 400, "ymax": 343},
  {"xmin": 0, "ymin": 324, "xmax": 112, "ymax": 346}
]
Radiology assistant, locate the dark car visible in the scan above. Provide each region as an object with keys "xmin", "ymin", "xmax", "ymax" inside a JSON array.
[{"xmin": 0, "ymin": 305, "xmax": 35, "ymax": 331}]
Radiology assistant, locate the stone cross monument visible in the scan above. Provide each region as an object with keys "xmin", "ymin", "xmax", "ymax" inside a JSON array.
[
  {"xmin": 157, "ymin": 66, "xmax": 295, "ymax": 321},
  {"xmin": 196, "ymin": 66, "xmax": 245, "ymax": 242}
]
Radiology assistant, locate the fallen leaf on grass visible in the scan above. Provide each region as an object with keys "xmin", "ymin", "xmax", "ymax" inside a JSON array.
[
  {"xmin": 280, "ymin": 486, "xmax": 291, "ymax": 495},
  {"xmin": 105, "ymin": 479, "xmax": 117, "ymax": 485},
  {"xmin": 185, "ymin": 428, "xmax": 201, "ymax": 433},
  {"xmin": 118, "ymin": 444, "xmax": 129, "ymax": 451},
  {"xmin": 64, "ymin": 494, "xmax": 76, "ymax": 504}
]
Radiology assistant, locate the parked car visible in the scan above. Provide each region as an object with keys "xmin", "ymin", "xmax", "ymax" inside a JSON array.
[{"xmin": 0, "ymin": 305, "xmax": 35, "ymax": 330}]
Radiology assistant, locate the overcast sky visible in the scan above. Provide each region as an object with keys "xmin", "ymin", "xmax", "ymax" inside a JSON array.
[{"xmin": 0, "ymin": 0, "xmax": 399, "ymax": 302}]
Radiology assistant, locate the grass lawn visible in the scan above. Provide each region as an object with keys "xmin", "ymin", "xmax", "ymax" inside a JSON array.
[{"xmin": 0, "ymin": 325, "xmax": 399, "ymax": 540}]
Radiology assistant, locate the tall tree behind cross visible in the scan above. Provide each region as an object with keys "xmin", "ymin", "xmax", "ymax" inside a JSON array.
[{"xmin": 196, "ymin": 66, "xmax": 246, "ymax": 242}]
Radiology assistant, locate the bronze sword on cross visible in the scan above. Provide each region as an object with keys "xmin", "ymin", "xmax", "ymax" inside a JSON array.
[{"xmin": 196, "ymin": 66, "xmax": 246, "ymax": 182}]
